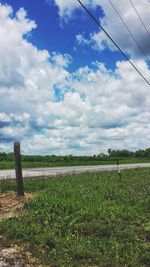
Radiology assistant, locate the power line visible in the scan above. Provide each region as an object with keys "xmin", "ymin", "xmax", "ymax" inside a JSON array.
[
  {"xmin": 107, "ymin": 0, "xmax": 149, "ymax": 62},
  {"xmin": 129, "ymin": 0, "xmax": 150, "ymax": 40},
  {"xmin": 77, "ymin": 0, "xmax": 150, "ymax": 86}
]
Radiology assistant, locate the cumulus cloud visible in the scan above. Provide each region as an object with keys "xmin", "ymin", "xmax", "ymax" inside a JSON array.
[
  {"xmin": 50, "ymin": 52, "xmax": 72, "ymax": 68},
  {"xmin": 88, "ymin": 0, "xmax": 150, "ymax": 59},
  {"xmin": 0, "ymin": 3, "xmax": 150, "ymax": 155},
  {"xmin": 50, "ymin": 0, "xmax": 95, "ymax": 20},
  {"xmin": 0, "ymin": 4, "xmax": 36, "ymax": 88},
  {"xmin": 51, "ymin": 0, "xmax": 150, "ymax": 59}
]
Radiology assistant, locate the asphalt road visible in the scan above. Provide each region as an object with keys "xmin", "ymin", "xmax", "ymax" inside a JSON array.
[{"xmin": 0, "ymin": 163, "xmax": 150, "ymax": 180}]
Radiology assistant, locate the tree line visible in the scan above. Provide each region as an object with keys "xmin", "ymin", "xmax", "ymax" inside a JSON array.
[
  {"xmin": 108, "ymin": 148, "xmax": 150, "ymax": 158},
  {"xmin": 0, "ymin": 147, "xmax": 150, "ymax": 162}
]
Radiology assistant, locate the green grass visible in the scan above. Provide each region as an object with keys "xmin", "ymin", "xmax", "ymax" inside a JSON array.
[
  {"xmin": 0, "ymin": 157, "xmax": 150, "ymax": 169},
  {"xmin": 0, "ymin": 168, "xmax": 150, "ymax": 266}
]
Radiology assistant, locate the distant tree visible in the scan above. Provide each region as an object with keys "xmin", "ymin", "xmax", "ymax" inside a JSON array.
[
  {"xmin": 144, "ymin": 148, "xmax": 150, "ymax": 158},
  {"xmin": 135, "ymin": 150, "xmax": 145, "ymax": 158},
  {"xmin": 108, "ymin": 148, "xmax": 112, "ymax": 156},
  {"xmin": 108, "ymin": 149, "xmax": 134, "ymax": 158}
]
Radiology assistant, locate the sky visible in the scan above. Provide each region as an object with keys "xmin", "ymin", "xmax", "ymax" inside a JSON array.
[{"xmin": 0, "ymin": 0, "xmax": 150, "ymax": 155}]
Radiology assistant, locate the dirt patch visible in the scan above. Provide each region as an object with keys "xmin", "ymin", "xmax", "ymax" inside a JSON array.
[
  {"xmin": 0, "ymin": 192, "xmax": 35, "ymax": 220},
  {"xmin": 0, "ymin": 245, "xmax": 43, "ymax": 266},
  {"xmin": 0, "ymin": 193, "xmax": 43, "ymax": 266}
]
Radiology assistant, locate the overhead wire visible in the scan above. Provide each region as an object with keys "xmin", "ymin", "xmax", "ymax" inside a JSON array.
[
  {"xmin": 129, "ymin": 0, "xmax": 150, "ymax": 40},
  {"xmin": 107, "ymin": 0, "xmax": 149, "ymax": 62},
  {"xmin": 77, "ymin": 0, "xmax": 150, "ymax": 86}
]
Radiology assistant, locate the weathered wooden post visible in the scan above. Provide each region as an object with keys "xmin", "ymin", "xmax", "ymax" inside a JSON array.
[{"xmin": 14, "ymin": 141, "xmax": 24, "ymax": 196}]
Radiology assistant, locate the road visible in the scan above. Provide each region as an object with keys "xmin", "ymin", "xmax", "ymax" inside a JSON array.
[{"xmin": 0, "ymin": 163, "xmax": 150, "ymax": 180}]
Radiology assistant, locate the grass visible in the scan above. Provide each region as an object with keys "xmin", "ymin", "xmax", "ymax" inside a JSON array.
[
  {"xmin": 0, "ymin": 168, "xmax": 150, "ymax": 266},
  {"xmin": 0, "ymin": 157, "xmax": 150, "ymax": 169}
]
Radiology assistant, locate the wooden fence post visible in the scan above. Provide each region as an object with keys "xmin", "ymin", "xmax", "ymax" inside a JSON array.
[{"xmin": 14, "ymin": 141, "xmax": 24, "ymax": 196}]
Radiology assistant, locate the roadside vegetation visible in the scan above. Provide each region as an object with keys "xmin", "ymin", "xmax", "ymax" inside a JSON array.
[
  {"xmin": 0, "ymin": 147, "xmax": 150, "ymax": 169},
  {"xmin": 1, "ymin": 157, "xmax": 150, "ymax": 170},
  {"xmin": 0, "ymin": 168, "xmax": 150, "ymax": 266}
]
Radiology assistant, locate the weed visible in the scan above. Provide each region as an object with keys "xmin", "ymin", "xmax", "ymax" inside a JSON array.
[{"xmin": 0, "ymin": 168, "xmax": 150, "ymax": 266}]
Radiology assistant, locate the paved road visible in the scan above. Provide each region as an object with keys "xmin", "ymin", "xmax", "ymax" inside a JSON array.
[{"xmin": 0, "ymin": 163, "xmax": 150, "ymax": 180}]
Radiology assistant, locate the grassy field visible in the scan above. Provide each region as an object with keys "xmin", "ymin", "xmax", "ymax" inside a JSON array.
[
  {"xmin": 0, "ymin": 168, "xmax": 150, "ymax": 266},
  {"xmin": 0, "ymin": 157, "xmax": 150, "ymax": 169}
]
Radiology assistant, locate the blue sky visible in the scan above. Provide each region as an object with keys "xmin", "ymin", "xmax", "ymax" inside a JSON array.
[
  {"xmin": 0, "ymin": 0, "xmax": 150, "ymax": 155},
  {"xmin": 0, "ymin": 0, "xmax": 123, "ymax": 71}
]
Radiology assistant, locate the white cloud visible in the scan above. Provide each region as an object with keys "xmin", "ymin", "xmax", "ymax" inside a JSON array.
[
  {"xmin": 0, "ymin": 113, "xmax": 11, "ymax": 123},
  {"xmin": 50, "ymin": 52, "xmax": 72, "ymax": 68},
  {"xmin": 51, "ymin": 0, "xmax": 93, "ymax": 20},
  {"xmin": 76, "ymin": 33, "xmax": 92, "ymax": 46},
  {"xmin": 0, "ymin": 3, "xmax": 150, "ymax": 155},
  {"xmin": 52, "ymin": 0, "xmax": 150, "ymax": 59},
  {"xmin": 89, "ymin": 0, "xmax": 150, "ymax": 58}
]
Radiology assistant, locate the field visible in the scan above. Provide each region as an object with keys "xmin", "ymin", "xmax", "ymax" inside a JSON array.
[
  {"xmin": 1, "ymin": 157, "xmax": 150, "ymax": 169},
  {"xmin": 0, "ymin": 168, "xmax": 150, "ymax": 266}
]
